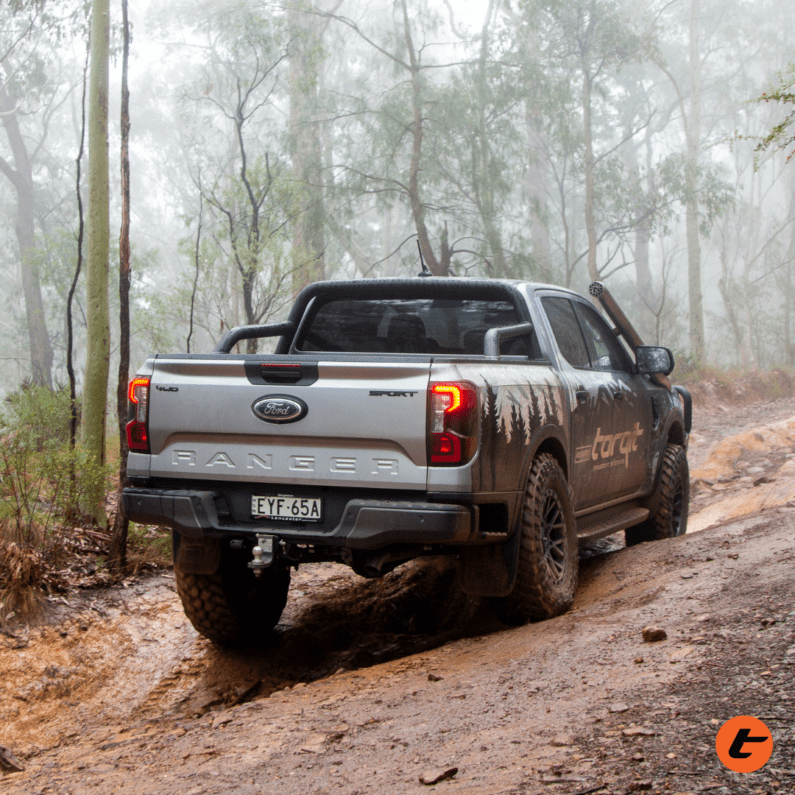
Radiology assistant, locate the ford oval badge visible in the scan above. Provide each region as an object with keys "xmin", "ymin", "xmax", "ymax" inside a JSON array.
[{"xmin": 252, "ymin": 394, "xmax": 308, "ymax": 424}]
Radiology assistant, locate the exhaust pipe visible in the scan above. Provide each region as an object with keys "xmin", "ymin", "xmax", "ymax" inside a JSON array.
[{"xmin": 353, "ymin": 551, "xmax": 408, "ymax": 578}]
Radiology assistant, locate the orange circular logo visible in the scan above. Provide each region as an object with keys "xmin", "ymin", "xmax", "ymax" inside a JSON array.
[{"xmin": 716, "ymin": 716, "xmax": 773, "ymax": 773}]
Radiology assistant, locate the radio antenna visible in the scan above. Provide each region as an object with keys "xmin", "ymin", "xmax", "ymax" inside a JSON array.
[{"xmin": 417, "ymin": 240, "xmax": 431, "ymax": 277}]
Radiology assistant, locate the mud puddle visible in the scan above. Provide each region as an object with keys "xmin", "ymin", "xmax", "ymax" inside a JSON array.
[
  {"xmin": 2, "ymin": 543, "xmax": 648, "ymax": 760},
  {"xmin": 1, "ymin": 557, "xmax": 498, "ymax": 756}
]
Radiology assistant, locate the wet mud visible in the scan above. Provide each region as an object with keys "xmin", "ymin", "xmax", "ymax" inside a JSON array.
[{"xmin": 1, "ymin": 395, "xmax": 795, "ymax": 793}]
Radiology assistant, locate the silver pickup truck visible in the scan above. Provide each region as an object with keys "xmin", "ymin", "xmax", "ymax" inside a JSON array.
[{"xmin": 123, "ymin": 277, "xmax": 691, "ymax": 644}]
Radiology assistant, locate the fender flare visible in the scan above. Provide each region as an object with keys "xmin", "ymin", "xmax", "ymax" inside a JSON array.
[
  {"xmin": 641, "ymin": 406, "xmax": 687, "ymax": 501},
  {"xmin": 520, "ymin": 424, "xmax": 570, "ymax": 493},
  {"xmin": 458, "ymin": 424, "xmax": 569, "ymax": 599}
]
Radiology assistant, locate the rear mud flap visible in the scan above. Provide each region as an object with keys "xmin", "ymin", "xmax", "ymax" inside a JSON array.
[
  {"xmin": 457, "ymin": 529, "xmax": 521, "ymax": 598},
  {"xmin": 173, "ymin": 532, "xmax": 222, "ymax": 575}
]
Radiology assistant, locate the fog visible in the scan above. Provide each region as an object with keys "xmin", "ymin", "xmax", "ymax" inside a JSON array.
[{"xmin": 1, "ymin": 0, "xmax": 793, "ymax": 392}]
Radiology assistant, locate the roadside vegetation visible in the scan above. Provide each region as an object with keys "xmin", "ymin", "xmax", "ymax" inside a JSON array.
[
  {"xmin": 673, "ymin": 362, "xmax": 795, "ymax": 404},
  {"xmin": 0, "ymin": 385, "xmax": 170, "ymax": 626}
]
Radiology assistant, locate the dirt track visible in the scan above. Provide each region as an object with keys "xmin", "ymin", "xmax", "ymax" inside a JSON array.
[{"xmin": 1, "ymin": 397, "xmax": 794, "ymax": 794}]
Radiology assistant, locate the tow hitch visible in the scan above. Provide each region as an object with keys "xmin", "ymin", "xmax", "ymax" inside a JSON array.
[{"xmin": 248, "ymin": 534, "xmax": 276, "ymax": 576}]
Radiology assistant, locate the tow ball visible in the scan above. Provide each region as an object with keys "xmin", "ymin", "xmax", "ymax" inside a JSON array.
[{"xmin": 248, "ymin": 534, "xmax": 276, "ymax": 576}]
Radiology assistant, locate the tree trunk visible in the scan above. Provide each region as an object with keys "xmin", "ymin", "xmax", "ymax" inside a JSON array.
[
  {"xmin": 525, "ymin": 102, "xmax": 552, "ymax": 283},
  {"xmin": 67, "ymin": 44, "xmax": 90, "ymax": 449},
  {"xmin": 582, "ymin": 69, "xmax": 599, "ymax": 283},
  {"xmin": 473, "ymin": 0, "xmax": 507, "ymax": 277},
  {"xmin": 0, "ymin": 88, "xmax": 54, "ymax": 387},
  {"xmin": 186, "ymin": 194, "xmax": 203, "ymax": 353},
  {"xmin": 231, "ymin": 97, "xmax": 263, "ymax": 352},
  {"xmin": 81, "ymin": 0, "xmax": 111, "ymax": 526},
  {"xmin": 289, "ymin": 1, "xmax": 326, "ymax": 293},
  {"xmin": 685, "ymin": 0, "xmax": 705, "ymax": 362},
  {"xmin": 623, "ymin": 130, "xmax": 656, "ymax": 328},
  {"xmin": 786, "ymin": 173, "xmax": 795, "ymax": 366},
  {"xmin": 110, "ymin": 0, "xmax": 131, "ymax": 571},
  {"xmin": 402, "ymin": 0, "xmax": 447, "ymax": 277}
]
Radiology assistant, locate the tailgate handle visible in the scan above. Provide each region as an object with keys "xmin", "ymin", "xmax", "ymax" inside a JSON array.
[
  {"xmin": 244, "ymin": 361, "xmax": 318, "ymax": 387},
  {"xmin": 261, "ymin": 364, "xmax": 302, "ymax": 384}
]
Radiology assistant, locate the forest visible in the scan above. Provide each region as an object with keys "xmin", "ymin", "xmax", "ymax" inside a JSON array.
[
  {"xmin": 0, "ymin": 0, "xmax": 794, "ymax": 576},
  {"xmin": 3, "ymin": 0, "xmax": 795, "ymax": 383}
]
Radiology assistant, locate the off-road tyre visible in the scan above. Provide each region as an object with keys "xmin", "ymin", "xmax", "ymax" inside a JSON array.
[
  {"xmin": 501, "ymin": 453, "xmax": 578, "ymax": 622},
  {"xmin": 175, "ymin": 548, "xmax": 290, "ymax": 645},
  {"xmin": 625, "ymin": 443, "xmax": 689, "ymax": 546}
]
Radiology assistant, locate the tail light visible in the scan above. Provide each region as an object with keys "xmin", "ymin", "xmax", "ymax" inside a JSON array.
[
  {"xmin": 126, "ymin": 377, "xmax": 150, "ymax": 453},
  {"xmin": 428, "ymin": 381, "xmax": 478, "ymax": 465}
]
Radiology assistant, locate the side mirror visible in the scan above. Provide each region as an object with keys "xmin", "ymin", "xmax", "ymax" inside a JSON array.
[{"xmin": 635, "ymin": 345, "xmax": 674, "ymax": 376}]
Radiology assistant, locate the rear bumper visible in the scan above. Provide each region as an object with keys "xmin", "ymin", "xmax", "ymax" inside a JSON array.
[{"xmin": 122, "ymin": 487, "xmax": 474, "ymax": 549}]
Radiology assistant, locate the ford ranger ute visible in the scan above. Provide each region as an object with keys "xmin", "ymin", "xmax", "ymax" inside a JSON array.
[{"xmin": 122, "ymin": 278, "xmax": 692, "ymax": 644}]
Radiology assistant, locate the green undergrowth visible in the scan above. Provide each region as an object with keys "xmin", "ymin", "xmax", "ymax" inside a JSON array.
[
  {"xmin": 0, "ymin": 385, "xmax": 111, "ymax": 623},
  {"xmin": 127, "ymin": 522, "xmax": 172, "ymax": 569}
]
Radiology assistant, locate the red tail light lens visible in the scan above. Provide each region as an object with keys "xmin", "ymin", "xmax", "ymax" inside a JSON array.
[
  {"xmin": 126, "ymin": 377, "xmax": 150, "ymax": 453},
  {"xmin": 428, "ymin": 381, "xmax": 478, "ymax": 465}
]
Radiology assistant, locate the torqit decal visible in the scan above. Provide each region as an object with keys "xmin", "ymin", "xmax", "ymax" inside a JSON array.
[{"xmin": 580, "ymin": 422, "xmax": 644, "ymax": 470}]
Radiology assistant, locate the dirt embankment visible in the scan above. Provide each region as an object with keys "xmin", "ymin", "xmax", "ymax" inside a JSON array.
[
  {"xmin": 1, "ymin": 394, "xmax": 794, "ymax": 795},
  {"xmin": 681, "ymin": 368, "xmax": 795, "ymax": 410}
]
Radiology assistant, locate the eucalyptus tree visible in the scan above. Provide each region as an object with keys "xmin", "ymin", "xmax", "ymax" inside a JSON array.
[
  {"xmin": 711, "ymin": 50, "xmax": 795, "ymax": 367},
  {"xmin": 782, "ymin": 172, "xmax": 795, "ymax": 366},
  {"xmin": 0, "ymin": 0, "xmax": 60, "ymax": 387},
  {"xmin": 321, "ymin": 0, "xmax": 526, "ymax": 277},
  {"xmin": 288, "ymin": 0, "xmax": 340, "ymax": 291},
  {"xmin": 752, "ymin": 62, "xmax": 795, "ymax": 163},
  {"xmin": 513, "ymin": 0, "xmax": 661, "ymax": 290},
  {"xmin": 176, "ymin": 2, "xmax": 295, "ymax": 350},
  {"xmin": 431, "ymin": 0, "xmax": 526, "ymax": 277},
  {"xmin": 684, "ymin": 0, "xmax": 704, "ymax": 361},
  {"xmin": 80, "ymin": 0, "xmax": 110, "ymax": 525},
  {"xmin": 109, "ymin": 0, "xmax": 133, "ymax": 571},
  {"xmin": 650, "ymin": 0, "xmax": 795, "ymax": 365},
  {"xmin": 650, "ymin": 0, "xmax": 765, "ymax": 361},
  {"xmin": 322, "ymin": 7, "xmax": 521, "ymax": 279},
  {"xmin": 0, "ymin": 1, "xmax": 97, "ymax": 394}
]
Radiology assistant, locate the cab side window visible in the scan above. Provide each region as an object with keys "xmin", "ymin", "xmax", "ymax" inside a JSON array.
[
  {"xmin": 575, "ymin": 302, "xmax": 632, "ymax": 372},
  {"xmin": 541, "ymin": 296, "xmax": 590, "ymax": 368}
]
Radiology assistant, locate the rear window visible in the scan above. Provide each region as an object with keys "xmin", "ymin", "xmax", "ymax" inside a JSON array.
[{"xmin": 295, "ymin": 297, "xmax": 532, "ymax": 355}]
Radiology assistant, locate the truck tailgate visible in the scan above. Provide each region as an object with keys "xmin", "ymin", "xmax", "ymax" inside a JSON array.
[{"xmin": 141, "ymin": 357, "xmax": 431, "ymax": 490}]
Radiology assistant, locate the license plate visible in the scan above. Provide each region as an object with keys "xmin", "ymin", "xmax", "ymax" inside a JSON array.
[{"xmin": 251, "ymin": 495, "xmax": 323, "ymax": 522}]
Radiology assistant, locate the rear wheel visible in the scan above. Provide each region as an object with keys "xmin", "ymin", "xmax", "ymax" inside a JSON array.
[
  {"xmin": 502, "ymin": 454, "xmax": 578, "ymax": 622},
  {"xmin": 175, "ymin": 546, "xmax": 290, "ymax": 645},
  {"xmin": 625, "ymin": 443, "xmax": 689, "ymax": 546}
]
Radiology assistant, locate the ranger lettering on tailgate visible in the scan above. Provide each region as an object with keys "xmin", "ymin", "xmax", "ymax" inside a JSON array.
[{"xmin": 170, "ymin": 448, "xmax": 400, "ymax": 477}]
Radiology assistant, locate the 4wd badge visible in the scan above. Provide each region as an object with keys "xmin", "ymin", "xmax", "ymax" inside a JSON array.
[{"xmin": 252, "ymin": 395, "xmax": 308, "ymax": 424}]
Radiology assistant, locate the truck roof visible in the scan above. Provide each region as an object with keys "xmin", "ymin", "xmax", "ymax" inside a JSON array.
[{"xmin": 293, "ymin": 276, "xmax": 583, "ymax": 301}]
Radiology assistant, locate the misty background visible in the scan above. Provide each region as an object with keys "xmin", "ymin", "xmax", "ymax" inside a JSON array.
[{"xmin": 2, "ymin": 0, "xmax": 794, "ymax": 395}]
